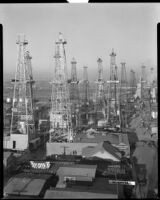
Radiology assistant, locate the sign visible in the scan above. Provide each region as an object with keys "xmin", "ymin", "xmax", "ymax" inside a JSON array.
[
  {"xmin": 107, "ymin": 80, "xmax": 119, "ymax": 84},
  {"xmin": 30, "ymin": 161, "xmax": 51, "ymax": 170},
  {"xmin": 12, "ymin": 108, "xmax": 17, "ymax": 112},
  {"xmin": 103, "ymin": 165, "xmax": 125, "ymax": 175},
  {"xmin": 109, "ymin": 180, "xmax": 135, "ymax": 186},
  {"xmin": 64, "ymin": 176, "xmax": 76, "ymax": 181}
]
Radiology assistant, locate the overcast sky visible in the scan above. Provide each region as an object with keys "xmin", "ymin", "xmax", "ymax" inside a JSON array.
[{"xmin": 1, "ymin": 3, "xmax": 159, "ymax": 81}]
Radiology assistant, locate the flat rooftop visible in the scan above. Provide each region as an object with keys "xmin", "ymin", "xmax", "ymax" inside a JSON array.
[
  {"xmin": 4, "ymin": 173, "xmax": 52, "ymax": 197},
  {"xmin": 44, "ymin": 177, "xmax": 121, "ymax": 199}
]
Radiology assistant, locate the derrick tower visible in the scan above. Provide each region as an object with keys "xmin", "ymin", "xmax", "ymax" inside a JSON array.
[
  {"xmin": 107, "ymin": 49, "xmax": 120, "ymax": 124},
  {"xmin": 83, "ymin": 66, "xmax": 89, "ymax": 105},
  {"xmin": 70, "ymin": 57, "xmax": 79, "ymax": 105},
  {"xmin": 9, "ymin": 35, "xmax": 36, "ymax": 149},
  {"xmin": 70, "ymin": 57, "xmax": 80, "ymax": 127},
  {"xmin": 120, "ymin": 62, "xmax": 128, "ymax": 104},
  {"xmin": 130, "ymin": 69, "xmax": 136, "ymax": 97},
  {"xmin": 95, "ymin": 58, "xmax": 106, "ymax": 119},
  {"xmin": 119, "ymin": 62, "xmax": 128, "ymax": 129},
  {"xmin": 141, "ymin": 65, "xmax": 147, "ymax": 100},
  {"xmin": 141, "ymin": 65, "xmax": 147, "ymax": 83},
  {"xmin": 49, "ymin": 33, "xmax": 73, "ymax": 142}
]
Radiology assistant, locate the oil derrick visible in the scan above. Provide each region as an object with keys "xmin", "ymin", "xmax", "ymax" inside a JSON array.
[
  {"xmin": 149, "ymin": 67, "xmax": 154, "ymax": 85},
  {"xmin": 10, "ymin": 36, "xmax": 35, "ymax": 142},
  {"xmin": 83, "ymin": 66, "xmax": 89, "ymax": 104},
  {"xmin": 70, "ymin": 57, "xmax": 80, "ymax": 127},
  {"xmin": 141, "ymin": 65, "xmax": 147, "ymax": 100},
  {"xmin": 107, "ymin": 49, "xmax": 120, "ymax": 124},
  {"xmin": 80, "ymin": 66, "xmax": 89, "ymax": 125},
  {"xmin": 119, "ymin": 62, "xmax": 128, "ymax": 130},
  {"xmin": 95, "ymin": 58, "xmax": 106, "ymax": 122},
  {"xmin": 50, "ymin": 32, "xmax": 73, "ymax": 142},
  {"xmin": 130, "ymin": 69, "xmax": 136, "ymax": 97}
]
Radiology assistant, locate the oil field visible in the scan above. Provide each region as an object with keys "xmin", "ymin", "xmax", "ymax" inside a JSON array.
[{"xmin": 2, "ymin": 3, "xmax": 158, "ymax": 199}]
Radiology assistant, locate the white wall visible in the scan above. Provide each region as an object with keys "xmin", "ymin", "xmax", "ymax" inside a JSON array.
[
  {"xmin": 4, "ymin": 134, "xmax": 28, "ymax": 151},
  {"xmin": 46, "ymin": 142, "xmax": 97, "ymax": 156}
]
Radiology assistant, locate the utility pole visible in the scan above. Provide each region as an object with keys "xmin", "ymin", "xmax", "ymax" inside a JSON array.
[
  {"xmin": 106, "ymin": 49, "xmax": 120, "ymax": 125},
  {"xmin": 95, "ymin": 58, "xmax": 106, "ymax": 121},
  {"xmin": 10, "ymin": 35, "xmax": 36, "ymax": 146},
  {"xmin": 50, "ymin": 32, "xmax": 73, "ymax": 142}
]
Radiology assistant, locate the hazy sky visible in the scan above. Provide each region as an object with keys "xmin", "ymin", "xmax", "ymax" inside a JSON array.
[{"xmin": 1, "ymin": 3, "xmax": 159, "ymax": 81}]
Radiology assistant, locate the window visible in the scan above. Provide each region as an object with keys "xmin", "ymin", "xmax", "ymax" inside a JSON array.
[{"xmin": 13, "ymin": 141, "xmax": 16, "ymax": 149}]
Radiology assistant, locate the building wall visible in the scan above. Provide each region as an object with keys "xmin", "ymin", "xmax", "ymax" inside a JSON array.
[
  {"xmin": 46, "ymin": 142, "xmax": 97, "ymax": 156},
  {"xmin": 44, "ymin": 190, "xmax": 118, "ymax": 199},
  {"xmin": 4, "ymin": 134, "xmax": 28, "ymax": 150}
]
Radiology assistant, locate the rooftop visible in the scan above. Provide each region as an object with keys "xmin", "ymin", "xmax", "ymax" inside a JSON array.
[
  {"xmin": 44, "ymin": 189, "xmax": 118, "ymax": 199},
  {"xmin": 74, "ymin": 132, "xmax": 129, "ymax": 145},
  {"xmin": 44, "ymin": 177, "xmax": 120, "ymax": 199},
  {"xmin": 4, "ymin": 173, "xmax": 52, "ymax": 197},
  {"xmin": 82, "ymin": 141, "xmax": 122, "ymax": 161},
  {"xmin": 56, "ymin": 164, "xmax": 97, "ymax": 179}
]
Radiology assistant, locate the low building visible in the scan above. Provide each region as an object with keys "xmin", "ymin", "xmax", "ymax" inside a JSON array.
[
  {"xmin": 44, "ymin": 177, "xmax": 120, "ymax": 199},
  {"xmin": 56, "ymin": 164, "xmax": 97, "ymax": 188},
  {"xmin": 75, "ymin": 132, "xmax": 130, "ymax": 157},
  {"xmin": 46, "ymin": 142, "xmax": 97, "ymax": 156},
  {"xmin": 46, "ymin": 132, "xmax": 130, "ymax": 158}
]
